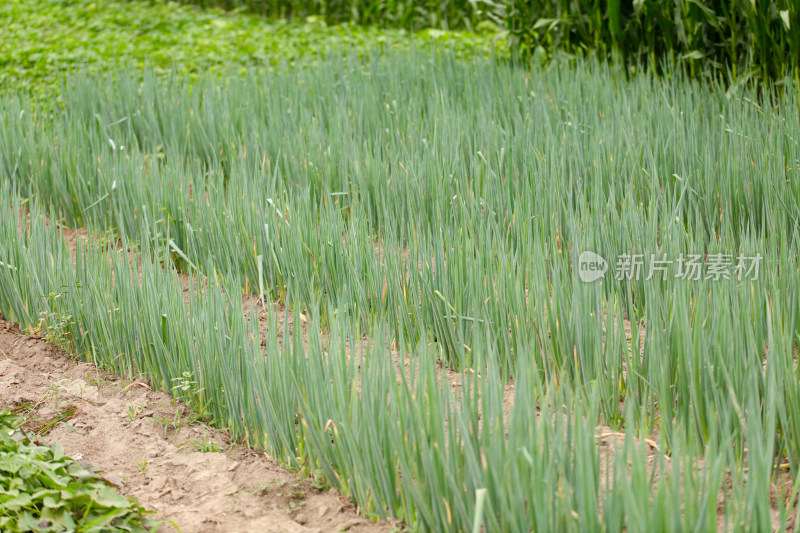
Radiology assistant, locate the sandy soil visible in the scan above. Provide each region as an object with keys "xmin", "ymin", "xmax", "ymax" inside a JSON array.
[{"xmin": 0, "ymin": 318, "xmax": 400, "ymax": 533}]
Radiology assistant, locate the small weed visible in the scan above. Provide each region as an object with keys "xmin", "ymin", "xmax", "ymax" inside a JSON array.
[
  {"xmin": 45, "ymin": 381, "xmax": 64, "ymax": 405},
  {"xmin": 38, "ymin": 285, "xmax": 83, "ymax": 353},
  {"xmin": 278, "ymin": 483, "xmax": 306, "ymax": 514},
  {"xmin": 278, "ymin": 490, "xmax": 306, "ymax": 500},
  {"xmin": 310, "ymin": 469, "xmax": 329, "ymax": 491},
  {"xmin": 284, "ymin": 500, "xmax": 304, "ymax": 515},
  {"xmin": 250, "ymin": 483, "xmax": 270, "ymax": 495},
  {"xmin": 137, "ymin": 459, "xmax": 148, "ymax": 473},
  {"xmin": 126, "ymin": 402, "xmax": 148, "ymax": 422},
  {"xmin": 179, "ymin": 436, "xmax": 220, "ymax": 453},
  {"xmin": 151, "ymin": 402, "xmax": 212, "ymax": 439},
  {"xmin": 29, "ymin": 404, "xmax": 79, "ymax": 436},
  {"xmin": 86, "ymin": 371, "xmax": 110, "ymax": 388},
  {"xmin": 171, "ymin": 371, "xmax": 202, "ymax": 395},
  {"xmin": 9, "ymin": 402, "xmax": 36, "ymax": 418}
]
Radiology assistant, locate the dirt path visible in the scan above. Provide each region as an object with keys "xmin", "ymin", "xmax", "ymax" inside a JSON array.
[{"xmin": 0, "ymin": 317, "xmax": 399, "ymax": 533}]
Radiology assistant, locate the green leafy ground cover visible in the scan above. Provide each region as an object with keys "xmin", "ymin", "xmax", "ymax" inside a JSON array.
[
  {"xmin": 0, "ymin": 0, "xmax": 504, "ymax": 95},
  {"xmin": 0, "ymin": 411, "xmax": 156, "ymax": 532},
  {"xmin": 171, "ymin": 0, "xmax": 485, "ymax": 30}
]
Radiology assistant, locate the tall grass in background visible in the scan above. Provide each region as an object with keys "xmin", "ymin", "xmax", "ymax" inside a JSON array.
[
  {"xmin": 156, "ymin": 0, "xmax": 798, "ymax": 80},
  {"xmin": 1, "ymin": 50, "xmax": 799, "ymax": 529},
  {"xmin": 503, "ymin": 0, "xmax": 799, "ymax": 81}
]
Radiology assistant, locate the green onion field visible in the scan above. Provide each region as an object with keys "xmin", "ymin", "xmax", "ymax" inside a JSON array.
[{"xmin": 1, "ymin": 0, "xmax": 799, "ymax": 531}]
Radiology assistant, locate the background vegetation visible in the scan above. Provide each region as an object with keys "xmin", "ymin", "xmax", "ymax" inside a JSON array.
[
  {"xmin": 0, "ymin": 0, "xmax": 503, "ymax": 94},
  {"xmin": 174, "ymin": 0, "xmax": 485, "ymax": 28},
  {"xmin": 502, "ymin": 0, "xmax": 798, "ymax": 82},
  {"xmin": 167, "ymin": 0, "xmax": 798, "ymax": 80},
  {"xmin": 3, "ymin": 0, "xmax": 796, "ymax": 91}
]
